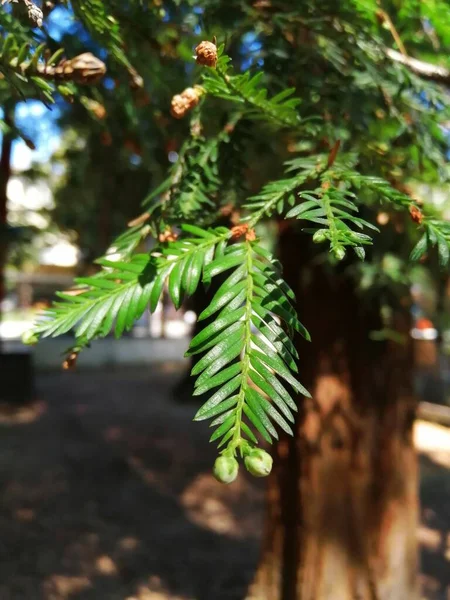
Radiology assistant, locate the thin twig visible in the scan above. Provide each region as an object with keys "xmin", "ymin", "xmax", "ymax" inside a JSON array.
[
  {"xmin": 376, "ymin": 5, "xmax": 408, "ymax": 56},
  {"xmin": 385, "ymin": 47, "xmax": 450, "ymax": 85}
]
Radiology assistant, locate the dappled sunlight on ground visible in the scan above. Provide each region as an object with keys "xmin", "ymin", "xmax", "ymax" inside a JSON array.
[
  {"xmin": 0, "ymin": 365, "xmax": 263, "ymax": 599},
  {"xmin": 0, "ymin": 399, "xmax": 47, "ymax": 425},
  {"xmin": 181, "ymin": 473, "xmax": 264, "ymax": 538},
  {"xmin": 415, "ymin": 420, "xmax": 450, "ymax": 600},
  {"xmin": 1, "ymin": 369, "xmax": 450, "ymax": 598},
  {"xmin": 415, "ymin": 420, "xmax": 450, "ymax": 469}
]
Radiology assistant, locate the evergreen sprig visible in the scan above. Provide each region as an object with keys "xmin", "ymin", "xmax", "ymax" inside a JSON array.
[
  {"xmin": 202, "ymin": 48, "xmax": 311, "ymax": 131},
  {"xmin": 32, "ymin": 225, "xmax": 231, "ymax": 343},
  {"xmin": 286, "ymin": 185, "xmax": 378, "ymax": 261},
  {"xmin": 410, "ymin": 218, "xmax": 450, "ymax": 268},
  {"xmin": 244, "ymin": 151, "xmax": 450, "ymax": 263},
  {"xmin": 189, "ymin": 238, "xmax": 310, "ymax": 454},
  {"xmin": 0, "ymin": 29, "xmax": 105, "ymax": 103},
  {"xmin": 142, "ymin": 118, "xmax": 239, "ymax": 226},
  {"xmin": 33, "ymin": 253, "xmax": 155, "ymax": 341},
  {"xmin": 0, "ymin": 34, "xmax": 57, "ymax": 102},
  {"xmin": 338, "ymin": 170, "xmax": 450, "ymax": 266}
]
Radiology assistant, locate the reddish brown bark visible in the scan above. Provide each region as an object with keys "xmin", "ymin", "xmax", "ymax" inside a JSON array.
[{"xmin": 248, "ymin": 229, "xmax": 418, "ymax": 600}]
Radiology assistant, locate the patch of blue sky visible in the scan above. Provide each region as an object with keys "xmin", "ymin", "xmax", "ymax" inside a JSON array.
[
  {"xmin": 45, "ymin": 5, "xmax": 106, "ymax": 60},
  {"xmin": 11, "ymin": 133, "xmax": 60, "ymax": 170},
  {"xmin": 15, "ymin": 99, "xmax": 60, "ymax": 141},
  {"xmin": 2, "ymin": 3, "xmax": 110, "ymax": 170},
  {"xmin": 418, "ymin": 89, "xmax": 444, "ymax": 111},
  {"xmin": 240, "ymin": 32, "xmax": 264, "ymax": 71},
  {"xmin": 103, "ymin": 77, "xmax": 116, "ymax": 91},
  {"xmin": 242, "ymin": 32, "xmax": 263, "ymax": 53},
  {"xmin": 46, "ymin": 5, "xmax": 78, "ymax": 41},
  {"xmin": 1, "ymin": 101, "xmax": 62, "ymax": 170},
  {"xmin": 129, "ymin": 153, "xmax": 142, "ymax": 166}
]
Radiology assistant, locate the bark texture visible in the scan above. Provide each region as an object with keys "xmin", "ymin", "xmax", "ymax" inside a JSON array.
[{"xmin": 248, "ymin": 228, "xmax": 418, "ymax": 600}]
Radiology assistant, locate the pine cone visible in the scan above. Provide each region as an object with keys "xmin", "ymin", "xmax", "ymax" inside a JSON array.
[{"xmin": 195, "ymin": 41, "xmax": 218, "ymax": 67}]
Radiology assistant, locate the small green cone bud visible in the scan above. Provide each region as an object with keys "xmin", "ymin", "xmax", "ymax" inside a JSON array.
[
  {"xmin": 333, "ymin": 246, "xmax": 346, "ymax": 261},
  {"xmin": 213, "ymin": 456, "xmax": 239, "ymax": 484},
  {"xmin": 313, "ymin": 229, "xmax": 327, "ymax": 244},
  {"xmin": 244, "ymin": 449, "xmax": 273, "ymax": 478},
  {"xmin": 22, "ymin": 330, "xmax": 39, "ymax": 346}
]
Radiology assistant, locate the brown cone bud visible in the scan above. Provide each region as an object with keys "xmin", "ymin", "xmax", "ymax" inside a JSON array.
[
  {"xmin": 159, "ymin": 229, "xmax": 178, "ymax": 243},
  {"xmin": 246, "ymin": 228, "xmax": 256, "ymax": 242},
  {"xmin": 170, "ymin": 87, "xmax": 202, "ymax": 119},
  {"xmin": 53, "ymin": 53, "xmax": 106, "ymax": 85},
  {"xmin": 195, "ymin": 41, "xmax": 218, "ymax": 67},
  {"xmin": 62, "ymin": 352, "xmax": 78, "ymax": 370},
  {"xmin": 83, "ymin": 98, "xmax": 107, "ymax": 119},
  {"xmin": 3, "ymin": 0, "xmax": 43, "ymax": 26},
  {"xmin": 170, "ymin": 95, "xmax": 188, "ymax": 119},
  {"xmin": 27, "ymin": 2, "xmax": 43, "ymax": 27},
  {"xmin": 409, "ymin": 205, "xmax": 423, "ymax": 225},
  {"xmin": 70, "ymin": 53, "xmax": 107, "ymax": 84},
  {"xmin": 230, "ymin": 224, "xmax": 249, "ymax": 239}
]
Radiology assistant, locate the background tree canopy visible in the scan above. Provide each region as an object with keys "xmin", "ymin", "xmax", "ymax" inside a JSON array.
[{"xmin": 2, "ymin": 0, "xmax": 450, "ymax": 598}]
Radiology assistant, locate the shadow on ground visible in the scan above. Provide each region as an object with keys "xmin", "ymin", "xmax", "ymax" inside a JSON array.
[
  {"xmin": 0, "ymin": 364, "xmax": 264, "ymax": 600},
  {"xmin": 1, "ymin": 366, "xmax": 450, "ymax": 599}
]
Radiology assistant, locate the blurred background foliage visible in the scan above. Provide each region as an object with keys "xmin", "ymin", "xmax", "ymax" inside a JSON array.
[{"xmin": 0, "ymin": 0, "xmax": 449, "ymax": 338}]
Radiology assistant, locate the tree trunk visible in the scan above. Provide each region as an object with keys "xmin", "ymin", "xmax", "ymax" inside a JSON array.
[
  {"xmin": 0, "ymin": 105, "xmax": 14, "ymax": 353},
  {"xmin": 248, "ymin": 228, "xmax": 418, "ymax": 600}
]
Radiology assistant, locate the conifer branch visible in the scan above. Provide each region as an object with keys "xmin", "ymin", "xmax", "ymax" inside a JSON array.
[
  {"xmin": 0, "ymin": 33, "xmax": 106, "ymax": 104},
  {"xmin": 385, "ymin": 48, "xmax": 450, "ymax": 85},
  {"xmin": 18, "ymin": 52, "xmax": 106, "ymax": 84},
  {"xmin": 201, "ymin": 48, "xmax": 314, "ymax": 131},
  {"xmin": 190, "ymin": 238, "xmax": 310, "ymax": 455},
  {"xmin": 31, "ymin": 226, "xmax": 232, "ymax": 344}
]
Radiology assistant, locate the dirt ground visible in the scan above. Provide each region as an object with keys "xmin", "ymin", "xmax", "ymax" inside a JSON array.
[{"xmin": 0, "ymin": 364, "xmax": 449, "ymax": 600}]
